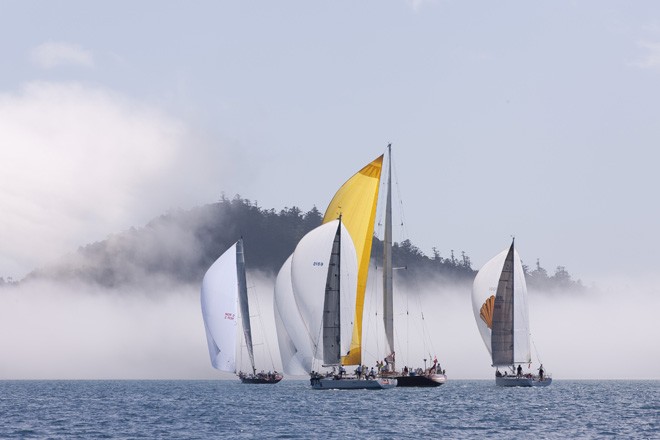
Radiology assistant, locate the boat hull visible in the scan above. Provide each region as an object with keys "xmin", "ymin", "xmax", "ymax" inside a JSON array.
[
  {"xmin": 239, "ymin": 373, "xmax": 283, "ymax": 384},
  {"xmin": 310, "ymin": 376, "xmax": 397, "ymax": 390},
  {"xmin": 495, "ymin": 376, "xmax": 552, "ymax": 387},
  {"xmin": 396, "ymin": 373, "xmax": 447, "ymax": 387},
  {"xmin": 240, "ymin": 376, "xmax": 283, "ymax": 384}
]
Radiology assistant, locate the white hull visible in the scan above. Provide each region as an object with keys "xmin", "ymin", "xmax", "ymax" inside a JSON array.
[
  {"xmin": 311, "ymin": 376, "xmax": 397, "ymax": 390},
  {"xmin": 428, "ymin": 373, "xmax": 447, "ymax": 385},
  {"xmin": 496, "ymin": 376, "xmax": 552, "ymax": 387}
]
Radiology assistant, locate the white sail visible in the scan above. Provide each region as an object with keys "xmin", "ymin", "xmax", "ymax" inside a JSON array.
[
  {"xmin": 290, "ymin": 220, "xmax": 358, "ymax": 364},
  {"xmin": 274, "ymin": 300, "xmax": 307, "ymax": 375},
  {"xmin": 273, "ymin": 254, "xmax": 313, "ymax": 374},
  {"xmin": 511, "ymin": 249, "xmax": 531, "ymax": 364},
  {"xmin": 471, "ymin": 245, "xmax": 531, "ymax": 364},
  {"xmin": 200, "ymin": 242, "xmax": 239, "ymax": 372}
]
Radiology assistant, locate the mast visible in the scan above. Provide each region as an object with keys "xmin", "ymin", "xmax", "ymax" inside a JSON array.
[
  {"xmin": 383, "ymin": 144, "xmax": 394, "ymax": 366},
  {"xmin": 322, "ymin": 219, "xmax": 343, "ymax": 365},
  {"xmin": 491, "ymin": 239, "xmax": 515, "ymax": 367},
  {"xmin": 236, "ymin": 238, "xmax": 256, "ymax": 375}
]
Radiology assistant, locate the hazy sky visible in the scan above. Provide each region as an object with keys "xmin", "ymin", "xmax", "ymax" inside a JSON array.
[{"xmin": 1, "ymin": 1, "xmax": 659, "ymax": 285}]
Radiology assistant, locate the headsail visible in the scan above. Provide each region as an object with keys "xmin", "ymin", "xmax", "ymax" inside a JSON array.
[
  {"xmin": 200, "ymin": 242, "xmax": 239, "ymax": 372},
  {"xmin": 323, "ymin": 155, "xmax": 382, "ymax": 365}
]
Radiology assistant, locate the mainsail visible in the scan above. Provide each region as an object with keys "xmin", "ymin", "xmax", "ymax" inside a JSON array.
[
  {"xmin": 491, "ymin": 243, "xmax": 515, "ymax": 366},
  {"xmin": 235, "ymin": 239, "xmax": 256, "ymax": 374},
  {"xmin": 322, "ymin": 221, "xmax": 342, "ymax": 364},
  {"xmin": 382, "ymin": 145, "xmax": 394, "ymax": 358}
]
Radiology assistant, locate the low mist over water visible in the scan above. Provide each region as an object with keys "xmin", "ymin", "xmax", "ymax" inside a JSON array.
[{"xmin": 1, "ymin": 275, "xmax": 657, "ymax": 380}]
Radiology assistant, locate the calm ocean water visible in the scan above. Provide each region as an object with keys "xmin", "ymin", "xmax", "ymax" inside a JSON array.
[{"xmin": 0, "ymin": 380, "xmax": 657, "ymax": 439}]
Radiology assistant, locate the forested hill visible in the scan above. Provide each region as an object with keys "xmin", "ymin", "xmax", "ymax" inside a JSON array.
[{"xmin": 19, "ymin": 195, "xmax": 584, "ymax": 292}]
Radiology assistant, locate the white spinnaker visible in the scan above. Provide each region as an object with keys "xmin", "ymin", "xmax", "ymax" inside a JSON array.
[
  {"xmin": 471, "ymin": 246, "xmax": 531, "ymax": 364},
  {"xmin": 274, "ymin": 300, "xmax": 306, "ymax": 375},
  {"xmin": 273, "ymin": 254, "xmax": 312, "ymax": 374},
  {"xmin": 200, "ymin": 242, "xmax": 238, "ymax": 372},
  {"xmin": 512, "ymin": 250, "xmax": 531, "ymax": 364},
  {"xmin": 471, "ymin": 248, "xmax": 506, "ymax": 357},
  {"xmin": 291, "ymin": 220, "xmax": 357, "ymax": 363}
]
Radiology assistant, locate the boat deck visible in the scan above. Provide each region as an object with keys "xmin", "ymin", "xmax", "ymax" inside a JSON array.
[{"xmin": 310, "ymin": 375, "xmax": 397, "ymax": 390}]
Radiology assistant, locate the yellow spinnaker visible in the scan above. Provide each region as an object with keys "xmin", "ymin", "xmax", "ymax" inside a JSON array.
[{"xmin": 323, "ymin": 155, "xmax": 383, "ymax": 365}]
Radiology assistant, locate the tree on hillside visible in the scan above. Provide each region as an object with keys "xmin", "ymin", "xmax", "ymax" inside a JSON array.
[{"xmin": 18, "ymin": 195, "xmax": 584, "ymax": 294}]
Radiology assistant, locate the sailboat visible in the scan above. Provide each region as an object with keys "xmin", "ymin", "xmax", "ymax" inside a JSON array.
[
  {"xmin": 302, "ymin": 218, "xmax": 396, "ymax": 390},
  {"xmin": 274, "ymin": 148, "xmax": 397, "ymax": 389},
  {"xmin": 471, "ymin": 240, "xmax": 551, "ymax": 387},
  {"xmin": 379, "ymin": 145, "xmax": 446, "ymax": 387},
  {"xmin": 201, "ymin": 238, "xmax": 283, "ymax": 384}
]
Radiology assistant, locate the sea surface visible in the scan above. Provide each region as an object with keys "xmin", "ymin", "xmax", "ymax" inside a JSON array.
[{"xmin": 0, "ymin": 380, "xmax": 657, "ymax": 439}]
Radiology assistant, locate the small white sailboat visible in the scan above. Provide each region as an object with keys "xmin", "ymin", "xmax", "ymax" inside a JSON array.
[
  {"xmin": 471, "ymin": 240, "xmax": 551, "ymax": 387},
  {"xmin": 201, "ymin": 238, "xmax": 283, "ymax": 384}
]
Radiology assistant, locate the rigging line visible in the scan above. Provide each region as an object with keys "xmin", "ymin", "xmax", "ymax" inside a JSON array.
[
  {"xmin": 391, "ymin": 149, "xmax": 409, "ymax": 240},
  {"xmin": 391, "ymin": 152, "xmax": 439, "ymax": 365},
  {"xmin": 405, "ymin": 276, "xmax": 410, "ymax": 364},
  {"xmin": 531, "ymin": 336, "xmax": 543, "ymax": 365},
  {"xmin": 390, "ymin": 148, "xmax": 438, "ymax": 364}
]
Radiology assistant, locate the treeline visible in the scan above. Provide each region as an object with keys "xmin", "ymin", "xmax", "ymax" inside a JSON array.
[
  {"xmin": 524, "ymin": 261, "xmax": 584, "ymax": 292},
  {"xmin": 18, "ymin": 195, "xmax": 583, "ymax": 292}
]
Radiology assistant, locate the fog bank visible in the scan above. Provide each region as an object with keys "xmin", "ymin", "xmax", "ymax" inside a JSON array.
[{"xmin": 1, "ymin": 275, "xmax": 657, "ymax": 380}]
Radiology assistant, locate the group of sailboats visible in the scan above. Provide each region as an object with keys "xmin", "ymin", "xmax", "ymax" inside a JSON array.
[
  {"xmin": 200, "ymin": 144, "xmax": 551, "ymax": 388},
  {"xmin": 273, "ymin": 144, "xmax": 447, "ymax": 389}
]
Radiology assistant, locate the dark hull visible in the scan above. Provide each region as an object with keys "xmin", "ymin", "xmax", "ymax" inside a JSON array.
[
  {"xmin": 396, "ymin": 374, "xmax": 447, "ymax": 387},
  {"xmin": 240, "ymin": 376, "xmax": 283, "ymax": 384},
  {"xmin": 239, "ymin": 373, "xmax": 283, "ymax": 384}
]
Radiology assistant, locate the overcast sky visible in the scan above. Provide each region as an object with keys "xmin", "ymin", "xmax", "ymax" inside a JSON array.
[{"xmin": 1, "ymin": 1, "xmax": 659, "ymax": 285}]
